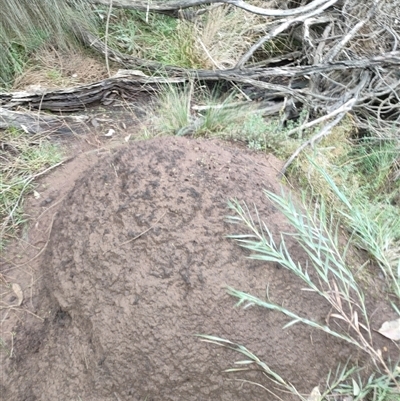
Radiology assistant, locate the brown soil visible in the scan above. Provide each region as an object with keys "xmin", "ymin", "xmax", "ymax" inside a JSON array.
[{"xmin": 0, "ymin": 137, "xmax": 396, "ymax": 401}]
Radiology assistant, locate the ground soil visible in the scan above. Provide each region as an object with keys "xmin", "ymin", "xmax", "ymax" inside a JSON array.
[{"xmin": 0, "ymin": 135, "xmax": 397, "ymax": 401}]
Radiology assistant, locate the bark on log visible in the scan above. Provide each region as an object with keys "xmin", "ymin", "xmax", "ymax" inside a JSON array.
[
  {"xmin": 0, "ymin": 107, "xmax": 89, "ymax": 134},
  {"xmin": 0, "ymin": 74, "xmax": 185, "ymax": 112}
]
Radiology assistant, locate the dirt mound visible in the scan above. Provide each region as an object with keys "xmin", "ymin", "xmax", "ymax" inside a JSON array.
[{"xmin": 4, "ymin": 137, "xmax": 355, "ymax": 401}]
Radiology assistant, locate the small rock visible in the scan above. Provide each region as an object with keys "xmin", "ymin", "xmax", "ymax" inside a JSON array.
[
  {"xmin": 91, "ymin": 118, "xmax": 100, "ymax": 128},
  {"xmin": 40, "ymin": 198, "xmax": 53, "ymax": 206}
]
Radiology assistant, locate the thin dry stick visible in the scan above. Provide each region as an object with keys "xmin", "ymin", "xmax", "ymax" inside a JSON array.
[
  {"xmin": 285, "ymin": 97, "xmax": 355, "ymax": 138},
  {"xmin": 9, "ymin": 331, "xmax": 14, "ymax": 358},
  {"xmin": 1, "ymin": 306, "xmax": 44, "ymax": 321},
  {"xmin": 113, "ymin": 392, "xmax": 122, "ymax": 401},
  {"xmin": 118, "ymin": 211, "xmax": 166, "ymax": 246},
  {"xmin": 34, "ymin": 194, "xmax": 67, "ymax": 223},
  {"xmin": 15, "ymin": 212, "xmax": 57, "ymax": 268},
  {"xmin": 187, "ymin": 80, "xmax": 194, "ymax": 122},
  {"xmin": 0, "ymin": 272, "xmax": 9, "ymax": 285},
  {"xmin": 197, "ymin": 38, "xmax": 221, "ymax": 69},
  {"xmin": 105, "ymin": 0, "xmax": 114, "ymax": 77},
  {"xmin": 278, "ymin": 112, "xmax": 346, "ymax": 177},
  {"xmin": 88, "ymin": 0, "xmax": 336, "ymax": 18},
  {"xmin": 31, "ymin": 157, "xmax": 70, "ymax": 179},
  {"xmin": 0, "ymin": 308, "xmax": 10, "ymax": 325},
  {"xmin": 323, "ymin": 0, "xmax": 379, "ymax": 62},
  {"xmin": 103, "ymin": 211, "xmax": 167, "ymax": 255}
]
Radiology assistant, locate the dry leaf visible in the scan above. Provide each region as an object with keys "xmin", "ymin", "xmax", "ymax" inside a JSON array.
[
  {"xmin": 352, "ymin": 378, "xmax": 360, "ymax": 396},
  {"xmin": 307, "ymin": 386, "xmax": 321, "ymax": 401},
  {"xmin": 20, "ymin": 124, "xmax": 29, "ymax": 134},
  {"xmin": 11, "ymin": 283, "xmax": 24, "ymax": 306},
  {"xmin": 33, "ymin": 190, "xmax": 41, "ymax": 199},
  {"xmin": 353, "ymin": 311, "xmax": 359, "ymax": 329},
  {"xmin": 104, "ymin": 129, "xmax": 115, "ymax": 137},
  {"xmin": 378, "ymin": 318, "xmax": 400, "ymax": 341}
]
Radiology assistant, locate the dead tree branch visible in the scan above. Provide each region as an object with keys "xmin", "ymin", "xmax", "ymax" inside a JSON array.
[
  {"xmin": 88, "ymin": 0, "xmax": 339, "ymax": 17},
  {"xmin": 235, "ymin": 0, "xmax": 339, "ymax": 68}
]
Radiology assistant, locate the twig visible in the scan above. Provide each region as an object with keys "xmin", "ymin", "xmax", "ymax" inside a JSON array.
[
  {"xmin": 105, "ymin": 0, "xmax": 114, "ymax": 77},
  {"xmin": 279, "ymin": 111, "xmax": 347, "ymax": 177},
  {"xmin": 103, "ymin": 211, "xmax": 167, "ymax": 255},
  {"xmin": 34, "ymin": 194, "xmax": 67, "ymax": 223},
  {"xmin": 15, "ymin": 212, "xmax": 57, "ymax": 268},
  {"xmin": 31, "ymin": 158, "xmax": 70, "ymax": 179},
  {"xmin": 9, "ymin": 331, "xmax": 14, "ymax": 358},
  {"xmin": 197, "ymin": 37, "xmax": 221, "ymax": 69},
  {"xmin": 1, "ymin": 306, "xmax": 45, "ymax": 321},
  {"xmin": 0, "ymin": 273, "xmax": 8, "ymax": 285},
  {"xmin": 286, "ymin": 97, "xmax": 356, "ymax": 138},
  {"xmin": 323, "ymin": 1, "xmax": 379, "ymax": 62},
  {"xmin": 187, "ymin": 79, "xmax": 194, "ymax": 123},
  {"xmin": 119, "ymin": 211, "xmax": 166, "ymax": 246},
  {"xmin": 114, "ymin": 392, "xmax": 122, "ymax": 401}
]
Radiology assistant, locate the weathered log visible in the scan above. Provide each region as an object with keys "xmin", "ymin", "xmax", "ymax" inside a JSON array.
[
  {"xmin": 0, "ymin": 73, "xmax": 185, "ymax": 112},
  {"xmin": 0, "ymin": 107, "xmax": 90, "ymax": 134}
]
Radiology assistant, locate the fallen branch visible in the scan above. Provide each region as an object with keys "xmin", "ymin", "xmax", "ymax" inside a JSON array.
[
  {"xmin": 88, "ymin": 0, "xmax": 338, "ymax": 17},
  {"xmin": 0, "ymin": 107, "xmax": 89, "ymax": 134},
  {"xmin": 235, "ymin": 0, "xmax": 339, "ymax": 68}
]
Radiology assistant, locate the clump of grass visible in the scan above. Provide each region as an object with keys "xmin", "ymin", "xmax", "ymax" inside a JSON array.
[
  {"xmin": 198, "ymin": 335, "xmax": 305, "ymax": 400},
  {"xmin": 147, "ymin": 83, "xmax": 307, "ymax": 153},
  {"xmin": 105, "ymin": 4, "xmax": 285, "ymax": 70},
  {"xmin": 0, "ymin": 0, "xmax": 98, "ymax": 87},
  {"xmin": 12, "ymin": 46, "xmax": 110, "ymax": 90},
  {"xmin": 0, "ymin": 129, "xmax": 63, "ymax": 249},
  {"xmin": 288, "ymin": 124, "xmax": 400, "ymax": 299},
  {"xmin": 235, "ymin": 109, "xmax": 308, "ymax": 158},
  {"xmin": 106, "ymin": 9, "xmax": 202, "ymax": 68},
  {"xmin": 226, "ymin": 189, "xmax": 399, "ymax": 389},
  {"xmin": 149, "ymin": 84, "xmax": 192, "ymax": 135},
  {"xmin": 193, "ymin": 4, "xmax": 270, "ymax": 69},
  {"xmin": 312, "ymin": 161, "xmax": 400, "ymax": 300},
  {"xmin": 146, "ymin": 83, "xmax": 253, "ymax": 137}
]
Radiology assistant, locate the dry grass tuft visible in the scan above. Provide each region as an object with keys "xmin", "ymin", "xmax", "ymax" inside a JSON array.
[
  {"xmin": 0, "ymin": 0, "xmax": 98, "ymax": 87},
  {"xmin": 192, "ymin": 3, "xmax": 281, "ymax": 69},
  {"xmin": 12, "ymin": 47, "xmax": 112, "ymax": 90},
  {"xmin": 0, "ymin": 129, "xmax": 64, "ymax": 250}
]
